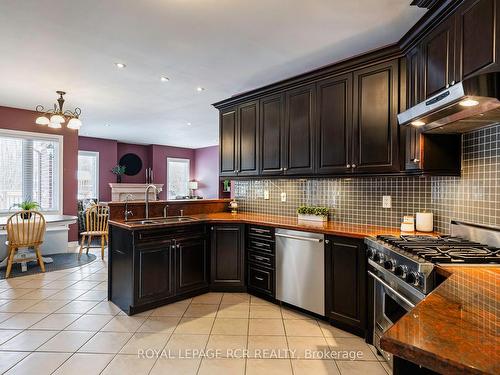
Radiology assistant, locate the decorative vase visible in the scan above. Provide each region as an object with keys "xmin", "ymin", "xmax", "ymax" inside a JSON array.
[
  {"xmin": 297, "ymin": 214, "xmax": 328, "ymax": 222},
  {"xmin": 117, "ymin": 175, "xmax": 122, "ymax": 183}
]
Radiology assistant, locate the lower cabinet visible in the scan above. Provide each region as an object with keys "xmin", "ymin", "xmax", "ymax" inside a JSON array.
[
  {"xmin": 176, "ymin": 236, "xmax": 209, "ymax": 295},
  {"xmin": 246, "ymin": 225, "xmax": 276, "ymax": 298},
  {"xmin": 325, "ymin": 235, "xmax": 367, "ymax": 335},
  {"xmin": 210, "ymin": 224, "xmax": 245, "ymax": 290}
]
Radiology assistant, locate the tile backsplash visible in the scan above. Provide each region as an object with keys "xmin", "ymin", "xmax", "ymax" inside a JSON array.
[{"xmin": 234, "ymin": 124, "xmax": 500, "ymax": 234}]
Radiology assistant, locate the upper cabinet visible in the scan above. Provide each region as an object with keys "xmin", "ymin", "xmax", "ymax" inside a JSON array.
[
  {"xmin": 219, "ymin": 108, "xmax": 237, "ymax": 176},
  {"xmin": 260, "ymin": 94, "xmax": 285, "ymax": 175}
]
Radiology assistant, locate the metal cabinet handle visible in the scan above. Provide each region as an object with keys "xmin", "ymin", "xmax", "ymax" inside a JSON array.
[
  {"xmin": 255, "ymin": 276, "xmax": 264, "ymax": 281},
  {"xmin": 368, "ymin": 271, "xmax": 415, "ymax": 309},
  {"xmin": 254, "ymin": 255, "xmax": 267, "ymax": 261},
  {"xmin": 347, "ymin": 164, "xmax": 351, "ymax": 168},
  {"xmin": 283, "ymin": 167, "xmax": 288, "ymax": 171},
  {"xmin": 275, "ymin": 233, "xmax": 323, "ymax": 242},
  {"xmin": 280, "ymin": 167, "xmax": 283, "ymax": 171},
  {"xmin": 211, "ymin": 227, "xmax": 214, "ymax": 231},
  {"xmin": 352, "ymin": 164, "xmax": 356, "ymax": 168},
  {"xmin": 411, "ymin": 158, "xmax": 420, "ymax": 163},
  {"xmin": 325, "ymin": 239, "xmax": 330, "ymax": 244}
]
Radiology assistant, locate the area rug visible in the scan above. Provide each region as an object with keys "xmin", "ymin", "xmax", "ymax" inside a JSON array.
[{"xmin": 0, "ymin": 253, "xmax": 96, "ymax": 279}]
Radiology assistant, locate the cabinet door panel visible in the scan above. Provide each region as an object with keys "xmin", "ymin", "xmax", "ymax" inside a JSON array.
[
  {"xmin": 210, "ymin": 225, "xmax": 245, "ymax": 287},
  {"xmin": 353, "ymin": 60, "xmax": 399, "ymax": 173},
  {"xmin": 406, "ymin": 47, "xmax": 423, "ymax": 170},
  {"xmin": 284, "ymin": 84, "xmax": 315, "ymax": 175},
  {"xmin": 137, "ymin": 245, "xmax": 174, "ymax": 303},
  {"xmin": 176, "ymin": 237, "xmax": 208, "ymax": 294},
  {"xmin": 456, "ymin": 0, "xmax": 499, "ymax": 79},
  {"xmin": 316, "ymin": 74, "xmax": 352, "ymax": 174},
  {"xmin": 220, "ymin": 108, "xmax": 237, "ymax": 176},
  {"xmin": 422, "ymin": 17, "xmax": 455, "ymax": 98},
  {"xmin": 260, "ymin": 94, "xmax": 284, "ymax": 175},
  {"xmin": 238, "ymin": 101, "xmax": 259, "ymax": 176}
]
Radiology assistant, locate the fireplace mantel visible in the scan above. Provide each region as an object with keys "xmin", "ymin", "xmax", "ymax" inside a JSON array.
[{"xmin": 109, "ymin": 183, "xmax": 163, "ymax": 202}]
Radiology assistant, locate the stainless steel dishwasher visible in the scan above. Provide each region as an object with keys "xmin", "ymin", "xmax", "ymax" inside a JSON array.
[{"xmin": 275, "ymin": 228, "xmax": 325, "ymax": 315}]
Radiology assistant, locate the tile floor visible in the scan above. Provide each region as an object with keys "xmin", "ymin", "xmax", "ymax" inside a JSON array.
[{"xmin": 0, "ymin": 249, "xmax": 391, "ymax": 375}]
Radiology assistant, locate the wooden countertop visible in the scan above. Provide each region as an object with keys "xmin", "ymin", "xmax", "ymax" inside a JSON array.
[
  {"xmin": 109, "ymin": 211, "xmax": 437, "ymax": 239},
  {"xmin": 106, "ymin": 199, "xmax": 230, "ymax": 206},
  {"xmin": 381, "ymin": 265, "xmax": 500, "ymax": 375}
]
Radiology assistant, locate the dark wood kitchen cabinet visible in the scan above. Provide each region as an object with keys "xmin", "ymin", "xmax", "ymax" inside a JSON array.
[
  {"xmin": 219, "ymin": 107, "xmax": 238, "ymax": 176},
  {"xmin": 260, "ymin": 94, "xmax": 285, "ymax": 175},
  {"xmin": 352, "ymin": 60, "xmax": 400, "ymax": 173},
  {"xmin": 175, "ymin": 235, "xmax": 209, "ymax": 295},
  {"xmin": 210, "ymin": 224, "xmax": 245, "ymax": 291},
  {"xmin": 325, "ymin": 235, "xmax": 367, "ymax": 336},
  {"xmin": 316, "ymin": 74, "xmax": 352, "ymax": 175},
  {"xmin": 283, "ymin": 84, "xmax": 316, "ymax": 175}
]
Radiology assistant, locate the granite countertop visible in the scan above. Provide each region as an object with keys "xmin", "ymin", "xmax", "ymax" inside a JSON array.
[
  {"xmin": 381, "ymin": 265, "xmax": 500, "ymax": 375},
  {"xmin": 106, "ymin": 198, "xmax": 230, "ymax": 206},
  {"xmin": 109, "ymin": 211, "xmax": 438, "ymax": 238}
]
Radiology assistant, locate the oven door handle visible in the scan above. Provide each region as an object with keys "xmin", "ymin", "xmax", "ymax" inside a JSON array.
[{"xmin": 368, "ymin": 271, "xmax": 416, "ymax": 309}]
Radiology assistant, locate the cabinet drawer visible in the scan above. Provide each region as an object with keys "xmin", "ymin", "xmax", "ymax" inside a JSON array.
[
  {"xmin": 248, "ymin": 265, "xmax": 274, "ymax": 295},
  {"xmin": 248, "ymin": 238, "xmax": 274, "ymax": 254},
  {"xmin": 248, "ymin": 226, "xmax": 274, "ymax": 241},
  {"xmin": 248, "ymin": 251, "xmax": 274, "ymax": 268}
]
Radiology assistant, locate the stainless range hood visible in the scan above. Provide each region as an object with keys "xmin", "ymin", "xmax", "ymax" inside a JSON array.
[{"xmin": 397, "ymin": 72, "xmax": 500, "ymax": 133}]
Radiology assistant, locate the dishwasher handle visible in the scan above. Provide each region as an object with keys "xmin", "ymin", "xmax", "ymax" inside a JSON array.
[{"xmin": 275, "ymin": 233, "xmax": 323, "ymax": 243}]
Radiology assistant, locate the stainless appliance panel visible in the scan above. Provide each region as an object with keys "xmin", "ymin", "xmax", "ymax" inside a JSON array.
[{"xmin": 275, "ymin": 228, "xmax": 325, "ymax": 316}]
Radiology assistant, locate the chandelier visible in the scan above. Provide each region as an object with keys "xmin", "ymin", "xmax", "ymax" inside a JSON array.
[{"xmin": 35, "ymin": 91, "xmax": 82, "ymax": 130}]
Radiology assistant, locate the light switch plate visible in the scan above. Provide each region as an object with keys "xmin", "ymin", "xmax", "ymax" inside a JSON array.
[
  {"xmin": 281, "ymin": 192, "xmax": 287, "ymax": 202},
  {"xmin": 382, "ymin": 195, "xmax": 392, "ymax": 208},
  {"xmin": 264, "ymin": 190, "xmax": 270, "ymax": 200}
]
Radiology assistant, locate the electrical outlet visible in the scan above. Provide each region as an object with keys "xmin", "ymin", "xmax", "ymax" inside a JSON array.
[
  {"xmin": 382, "ymin": 195, "xmax": 392, "ymax": 209},
  {"xmin": 281, "ymin": 192, "xmax": 287, "ymax": 202},
  {"xmin": 263, "ymin": 190, "xmax": 270, "ymax": 200}
]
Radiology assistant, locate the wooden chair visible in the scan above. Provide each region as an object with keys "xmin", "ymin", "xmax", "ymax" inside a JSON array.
[
  {"xmin": 79, "ymin": 204, "xmax": 109, "ymax": 260},
  {"xmin": 5, "ymin": 211, "xmax": 46, "ymax": 278}
]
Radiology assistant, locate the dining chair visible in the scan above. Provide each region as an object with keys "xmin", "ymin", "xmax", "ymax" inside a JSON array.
[
  {"xmin": 79, "ymin": 204, "xmax": 109, "ymax": 260},
  {"xmin": 5, "ymin": 211, "xmax": 46, "ymax": 278}
]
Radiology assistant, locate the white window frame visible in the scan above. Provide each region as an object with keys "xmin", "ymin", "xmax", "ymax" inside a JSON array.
[
  {"xmin": 78, "ymin": 150, "xmax": 99, "ymax": 200},
  {"xmin": 0, "ymin": 128, "xmax": 64, "ymax": 215},
  {"xmin": 167, "ymin": 157, "xmax": 190, "ymax": 200}
]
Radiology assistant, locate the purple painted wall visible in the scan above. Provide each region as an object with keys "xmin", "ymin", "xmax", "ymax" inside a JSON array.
[
  {"xmin": 117, "ymin": 143, "xmax": 150, "ymax": 184},
  {"xmin": 195, "ymin": 146, "xmax": 219, "ymax": 198}
]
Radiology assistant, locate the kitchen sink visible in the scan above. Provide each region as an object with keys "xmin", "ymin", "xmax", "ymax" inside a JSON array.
[{"xmin": 128, "ymin": 217, "xmax": 199, "ymax": 225}]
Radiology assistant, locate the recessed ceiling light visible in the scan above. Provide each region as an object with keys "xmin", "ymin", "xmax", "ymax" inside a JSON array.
[
  {"xmin": 196, "ymin": 87, "xmax": 205, "ymax": 92},
  {"xmin": 459, "ymin": 98, "xmax": 479, "ymax": 107},
  {"xmin": 411, "ymin": 120, "xmax": 426, "ymax": 126},
  {"xmin": 104, "ymin": 124, "xmax": 111, "ymax": 127},
  {"xmin": 115, "ymin": 62, "xmax": 126, "ymax": 69},
  {"xmin": 187, "ymin": 122, "xmax": 192, "ymax": 126},
  {"xmin": 160, "ymin": 76, "xmax": 170, "ymax": 82}
]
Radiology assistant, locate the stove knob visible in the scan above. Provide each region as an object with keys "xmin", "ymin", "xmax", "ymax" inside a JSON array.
[
  {"xmin": 384, "ymin": 259, "xmax": 395, "ymax": 271},
  {"xmin": 372, "ymin": 252, "xmax": 381, "ymax": 262},
  {"xmin": 406, "ymin": 272, "xmax": 420, "ymax": 286},
  {"xmin": 395, "ymin": 265, "xmax": 408, "ymax": 278},
  {"xmin": 366, "ymin": 248, "xmax": 375, "ymax": 259},
  {"xmin": 377, "ymin": 253, "xmax": 385, "ymax": 264}
]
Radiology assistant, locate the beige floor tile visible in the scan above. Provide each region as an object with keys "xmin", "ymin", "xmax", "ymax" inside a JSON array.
[
  {"xmin": 220, "ymin": 293, "xmax": 250, "ymax": 305},
  {"xmin": 83, "ymin": 273, "xmax": 107, "ymax": 281},
  {"xmin": 52, "ymin": 353, "xmax": 114, "ymax": 375},
  {"xmin": 37, "ymin": 330, "xmax": 95, "ymax": 352},
  {"xmin": 291, "ymin": 359, "xmax": 340, "ymax": 375},
  {"xmin": 163, "ymin": 334, "xmax": 209, "ymax": 357},
  {"xmin": 283, "ymin": 319, "xmax": 323, "ymax": 337},
  {"xmin": 4, "ymin": 352, "xmax": 72, "ymax": 375},
  {"xmin": 249, "ymin": 318, "xmax": 285, "ymax": 336},
  {"xmin": 0, "ymin": 329, "xmax": 21, "ymax": 345},
  {"xmin": 138, "ymin": 316, "xmax": 181, "ymax": 334},
  {"xmin": 175, "ymin": 317, "xmax": 215, "ymax": 334},
  {"xmin": 75, "ymin": 290, "xmax": 107, "ymax": 301},
  {"xmin": 1, "ymin": 279, "xmax": 33, "ymax": 288},
  {"xmin": 184, "ymin": 304, "xmax": 219, "ymax": 318},
  {"xmin": 205, "ymin": 335, "xmax": 247, "ymax": 357},
  {"xmin": 101, "ymin": 353, "xmax": 156, "ymax": 374},
  {"xmin": 91, "ymin": 281, "xmax": 108, "ymax": 291},
  {"xmin": 64, "ymin": 314, "xmax": 114, "ymax": 331},
  {"xmin": 118, "ymin": 309, "xmax": 152, "ymax": 317},
  {"xmin": 42, "ymin": 280, "xmax": 77, "ymax": 289},
  {"xmin": 192, "ymin": 293, "xmax": 223, "ymax": 304},
  {"xmin": 369, "ymin": 343, "xmax": 387, "ymax": 362},
  {"xmin": 211, "ymin": 318, "xmax": 248, "ymax": 335},
  {"xmin": 0, "ymin": 299, "xmax": 39, "ymax": 312},
  {"xmin": 101, "ymin": 315, "xmax": 145, "ymax": 332},
  {"xmin": 150, "ymin": 301, "xmax": 189, "ymax": 317},
  {"xmin": 336, "ymin": 360, "xmax": 387, "ymax": 375},
  {"xmin": 20, "ymin": 289, "xmax": 60, "ymax": 300},
  {"xmin": 71, "ymin": 280, "xmax": 101, "ymax": 290},
  {"xmin": 86, "ymin": 301, "xmax": 121, "ymax": 315},
  {"xmin": 0, "ymin": 312, "xmax": 48, "ymax": 329},
  {"xmin": 281, "ymin": 307, "xmax": 316, "ymax": 320},
  {"xmin": 287, "ymin": 336, "xmax": 330, "ymax": 358},
  {"xmin": 23, "ymin": 299, "xmax": 69, "ymax": 314},
  {"xmin": 0, "ymin": 288, "xmax": 37, "ymax": 299},
  {"xmin": 380, "ymin": 360, "xmax": 392, "ymax": 374},
  {"xmin": 0, "ymin": 312, "xmax": 15, "ymax": 323},
  {"xmin": 250, "ymin": 295, "xmax": 274, "ymax": 305},
  {"xmin": 47, "ymin": 289, "xmax": 87, "ymax": 300},
  {"xmin": 318, "ymin": 321, "xmax": 358, "ymax": 338},
  {"xmin": 30, "ymin": 313, "xmax": 82, "ymax": 330},
  {"xmin": 78, "ymin": 331, "xmax": 132, "ymax": 353},
  {"xmin": 198, "ymin": 358, "xmax": 245, "ymax": 375},
  {"xmin": 55, "ymin": 300, "xmax": 99, "ymax": 314},
  {"xmin": 150, "ymin": 357, "xmax": 201, "ymax": 375},
  {"xmin": 0, "ymin": 329, "xmax": 58, "ymax": 351},
  {"xmin": 246, "ymin": 358, "xmax": 293, "ymax": 375},
  {"xmin": 247, "ymin": 335, "xmax": 289, "ymax": 358},
  {"xmin": 217, "ymin": 303, "xmax": 249, "ymax": 318},
  {"xmin": 0, "ymin": 351, "xmax": 29, "ymax": 373},
  {"xmin": 120, "ymin": 332, "xmax": 171, "ymax": 354},
  {"xmin": 249, "ymin": 305, "xmax": 282, "ymax": 318},
  {"xmin": 326, "ymin": 337, "xmax": 377, "ymax": 361}
]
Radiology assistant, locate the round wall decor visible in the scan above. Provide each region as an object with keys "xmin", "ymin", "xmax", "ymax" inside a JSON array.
[{"xmin": 119, "ymin": 153, "xmax": 143, "ymax": 176}]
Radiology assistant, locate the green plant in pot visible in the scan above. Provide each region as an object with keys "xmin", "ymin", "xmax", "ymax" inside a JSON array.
[
  {"xmin": 11, "ymin": 199, "xmax": 40, "ymax": 219},
  {"xmin": 111, "ymin": 165, "xmax": 126, "ymax": 183},
  {"xmin": 297, "ymin": 205, "xmax": 330, "ymax": 222}
]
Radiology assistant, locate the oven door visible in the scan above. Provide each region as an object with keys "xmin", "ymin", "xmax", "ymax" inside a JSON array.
[{"xmin": 369, "ymin": 270, "xmax": 417, "ymax": 366}]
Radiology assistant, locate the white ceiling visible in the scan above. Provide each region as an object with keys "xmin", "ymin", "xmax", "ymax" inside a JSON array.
[{"xmin": 0, "ymin": 0, "xmax": 425, "ymax": 148}]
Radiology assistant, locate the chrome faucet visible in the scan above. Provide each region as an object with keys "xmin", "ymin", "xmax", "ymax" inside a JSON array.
[
  {"xmin": 163, "ymin": 204, "xmax": 169, "ymax": 218},
  {"xmin": 179, "ymin": 209, "xmax": 184, "ymax": 217},
  {"xmin": 145, "ymin": 184, "xmax": 158, "ymax": 219},
  {"xmin": 124, "ymin": 194, "xmax": 134, "ymax": 221}
]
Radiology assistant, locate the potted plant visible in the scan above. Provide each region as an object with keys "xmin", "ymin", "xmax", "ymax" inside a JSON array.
[
  {"xmin": 111, "ymin": 165, "xmax": 126, "ymax": 183},
  {"xmin": 11, "ymin": 199, "xmax": 40, "ymax": 219},
  {"xmin": 297, "ymin": 205, "xmax": 329, "ymax": 222}
]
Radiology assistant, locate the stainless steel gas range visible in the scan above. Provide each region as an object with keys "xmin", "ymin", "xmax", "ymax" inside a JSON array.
[{"xmin": 365, "ymin": 221, "xmax": 500, "ymax": 367}]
